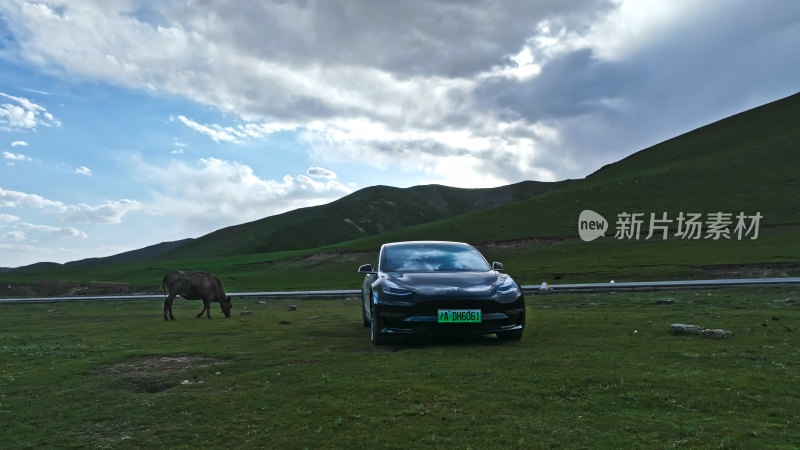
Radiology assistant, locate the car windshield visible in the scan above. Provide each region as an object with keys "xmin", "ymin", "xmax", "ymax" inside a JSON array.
[{"xmin": 381, "ymin": 243, "xmax": 490, "ymax": 272}]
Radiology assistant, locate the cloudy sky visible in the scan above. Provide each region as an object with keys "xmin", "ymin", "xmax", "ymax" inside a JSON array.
[{"xmin": 1, "ymin": 0, "xmax": 799, "ymax": 267}]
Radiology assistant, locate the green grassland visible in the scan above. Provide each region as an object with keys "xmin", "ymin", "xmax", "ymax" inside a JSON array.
[
  {"xmin": 3, "ymin": 222, "xmax": 796, "ymax": 294},
  {"xmin": 2, "ymin": 287, "xmax": 798, "ymax": 448}
]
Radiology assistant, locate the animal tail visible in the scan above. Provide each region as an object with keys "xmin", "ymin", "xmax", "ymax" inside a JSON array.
[{"xmin": 162, "ymin": 275, "xmax": 167, "ymax": 302}]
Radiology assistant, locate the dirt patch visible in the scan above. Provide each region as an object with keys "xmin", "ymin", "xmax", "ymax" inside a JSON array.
[
  {"xmin": 274, "ymin": 359, "xmax": 316, "ymax": 366},
  {"xmin": 694, "ymin": 263, "xmax": 800, "ymax": 278},
  {"xmin": 3, "ymin": 281, "xmax": 146, "ymax": 298},
  {"xmin": 302, "ymin": 250, "xmax": 372, "ymax": 260},
  {"xmin": 352, "ymin": 345, "xmax": 413, "ymax": 353},
  {"xmin": 233, "ymin": 249, "xmax": 375, "ymax": 267},
  {"xmin": 99, "ymin": 355, "xmax": 223, "ymax": 375},
  {"xmin": 97, "ymin": 355, "xmax": 226, "ymax": 394},
  {"xmin": 476, "ymin": 237, "xmax": 565, "ymax": 249}
]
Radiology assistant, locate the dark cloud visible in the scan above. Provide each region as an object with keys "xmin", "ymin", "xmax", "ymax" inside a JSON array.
[
  {"xmin": 475, "ymin": 49, "xmax": 637, "ymax": 122},
  {"xmin": 161, "ymin": 0, "xmax": 613, "ymax": 78},
  {"xmin": 4, "ymin": 0, "xmax": 799, "ymax": 184},
  {"xmin": 470, "ymin": 0, "xmax": 800, "ymax": 178},
  {"xmin": 124, "ymin": 1, "xmax": 800, "ymax": 181}
]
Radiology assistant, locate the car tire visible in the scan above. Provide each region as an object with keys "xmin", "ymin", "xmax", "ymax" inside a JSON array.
[{"xmin": 370, "ymin": 302, "xmax": 386, "ymax": 346}]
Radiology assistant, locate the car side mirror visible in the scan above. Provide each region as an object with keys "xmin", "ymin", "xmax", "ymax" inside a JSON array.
[
  {"xmin": 358, "ymin": 264, "xmax": 377, "ymax": 274},
  {"xmin": 492, "ymin": 262, "xmax": 505, "ymax": 271}
]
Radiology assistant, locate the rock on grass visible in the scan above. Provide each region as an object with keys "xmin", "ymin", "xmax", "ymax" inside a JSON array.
[{"xmin": 670, "ymin": 323, "xmax": 732, "ymax": 339}]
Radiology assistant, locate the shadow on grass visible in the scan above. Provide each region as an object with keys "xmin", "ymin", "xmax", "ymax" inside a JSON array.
[{"xmin": 360, "ymin": 333, "xmax": 512, "ymax": 352}]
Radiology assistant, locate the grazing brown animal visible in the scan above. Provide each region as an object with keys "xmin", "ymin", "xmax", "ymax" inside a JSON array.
[{"xmin": 162, "ymin": 271, "xmax": 232, "ymax": 321}]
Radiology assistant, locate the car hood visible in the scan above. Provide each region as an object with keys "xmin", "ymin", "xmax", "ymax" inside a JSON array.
[{"xmin": 388, "ymin": 271, "xmax": 502, "ymax": 296}]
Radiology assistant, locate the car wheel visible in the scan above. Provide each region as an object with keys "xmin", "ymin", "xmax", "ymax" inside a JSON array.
[{"xmin": 370, "ymin": 302, "xmax": 386, "ymax": 346}]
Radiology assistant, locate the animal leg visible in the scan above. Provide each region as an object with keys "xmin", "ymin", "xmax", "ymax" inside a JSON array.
[
  {"xmin": 197, "ymin": 300, "xmax": 212, "ymax": 319},
  {"xmin": 164, "ymin": 294, "xmax": 177, "ymax": 321}
]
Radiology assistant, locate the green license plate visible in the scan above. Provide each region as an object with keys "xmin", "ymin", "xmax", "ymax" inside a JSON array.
[{"xmin": 438, "ymin": 309, "xmax": 481, "ymax": 323}]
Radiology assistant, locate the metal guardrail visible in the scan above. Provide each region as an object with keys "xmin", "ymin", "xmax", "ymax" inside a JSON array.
[
  {"xmin": 526, "ymin": 277, "xmax": 800, "ymax": 293},
  {"xmin": 1, "ymin": 278, "xmax": 799, "ymax": 304},
  {"xmin": 0, "ymin": 290, "xmax": 362, "ymax": 304}
]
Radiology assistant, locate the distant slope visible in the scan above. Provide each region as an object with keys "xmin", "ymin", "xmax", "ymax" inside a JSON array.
[
  {"xmin": 155, "ymin": 180, "xmax": 574, "ymax": 260},
  {"xmin": 6, "ymin": 239, "xmax": 193, "ymax": 273},
  {"xmin": 64, "ymin": 239, "xmax": 194, "ymax": 268},
  {"xmin": 333, "ymin": 91, "xmax": 800, "ymax": 248},
  {"xmin": 4, "ymin": 180, "xmax": 573, "ymax": 272}
]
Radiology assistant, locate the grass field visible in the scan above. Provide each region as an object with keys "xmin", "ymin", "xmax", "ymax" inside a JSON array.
[
  {"xmin": 4, "ymin": 222, "xmax": 797, "ymax": 295},
  {"xmin": 2, "ymin": 286, "xmax": 798, "ymax": 448}
]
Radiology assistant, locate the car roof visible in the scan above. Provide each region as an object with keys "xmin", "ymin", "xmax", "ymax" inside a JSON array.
[{"xmin": 382, "ymin": 240, "xmax": 473, "ymax": 248}]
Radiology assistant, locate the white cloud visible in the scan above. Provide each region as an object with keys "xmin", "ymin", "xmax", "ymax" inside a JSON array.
[
  {"xmin": 0, "ymin": 187, "xmax": 140, "ymax": 225},
  {"xmin": 59, "ymin": 200, "xmax": 141, "ymax": 224},
  {"xmin": 4, "ymin": 230, "xmax": 26, "ymax": 241},
  {"xmin": 3, "ymin": 151, "xmax": 33, "ymax": 162},
  {"xmin": 0, "ymin": 213, "xmax": 20, "ymax": 223},
  {"xmin": 0, "ymin": 242, "xmax": 36, "ymax": 253},
  {"xmin": 0, "ymin": 187, "xmax": 64, "ymax": 209},
  {"xmin": 172, "ymin": 115, "xmax": 239, "ymax": 143},
  {"xmin": 138, "ymin": 156, "xmax": 353, "ymax": 235},
  {"xmin": 171, "ymin": 137, "xmax": 187, "ymax": 154},
  {"xmin": 306, "ymin": 167, "xmax": 337, "ymax": 179},
  {"xmin": 11, "ymin": 140, "xmax": 28, "ymax": 147},
  {"xmin": 15, "ymin": 222, "xmax": 88, "ymax": 238},
  {"xmin": 74, "ymin": 166, "xmax": 92, "ymax": 176},
  {"xmin": 300, "ymin": 117, "xmax": 561, "ymax": 186},
  {"xmin": 0, "ymin": 92, "xmax": 61, "ymax": 130},
  {"xmin": 0, "ymin": 1, "xmax": 536, "ymax": 184},
  {"xmin": 172, "ymin": 115, "xmax": 298, "ymax": 143},
  {"xmin": 237, "ymin": 122, "xmax": 299, "ymax": 137},
  {"xmin": 2, "ymin": 0, "xmax": 798, "ymax": 186},
  {"xmin": 571, "ymin": 0, "xmax": 709, "ymax": 61}
]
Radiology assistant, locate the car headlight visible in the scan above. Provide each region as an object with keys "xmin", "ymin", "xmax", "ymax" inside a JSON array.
[
  {"xmin": 382, "ymin": 279, "xmax": 412, "ymax": 296},
  {"xmin": 496, "ymin": 276, "xmax": 520, "ymax": 295}
]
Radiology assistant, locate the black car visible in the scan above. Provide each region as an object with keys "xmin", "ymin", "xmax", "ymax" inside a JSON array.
[{"xmin": 358, "ymin": 241, "xmax": 525, "ymax": 345}]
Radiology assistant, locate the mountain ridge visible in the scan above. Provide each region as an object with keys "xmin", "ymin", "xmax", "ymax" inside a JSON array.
[
  {"xmin": 329, "ymin": 91, "xmax": 800, "ymax": 248},
  {"xmin": 5, "ymin": 179, "xmax": 574, "ymax": 271},
  {"xmin": 151, "ymin": 179, "xmax": 575, "ymax": 260}
]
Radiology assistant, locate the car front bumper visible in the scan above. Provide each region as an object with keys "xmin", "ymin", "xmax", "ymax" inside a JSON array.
[{"xmin": 375, "ymin": 295, "xmax": 525, "ymax": 335}]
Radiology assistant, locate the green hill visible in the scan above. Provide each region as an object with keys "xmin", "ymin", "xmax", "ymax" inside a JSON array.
[
  {"xmin": 320, "ymin": 91, "xmax": 800, "ymax": 284},
  {"xmin": 335, "ymin": 90, "xmax": 800, "ymax": 246},
  {"xmin": 2, "ymin": 91, "xmax": 799, "ymax": 292},
  {"xmin": 2, "ymin": 180, "xmax": 572, "ymax": 275},
  {"xmin": 154, "ymin": 180, "xmax": 573, "ymax": 259}
]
